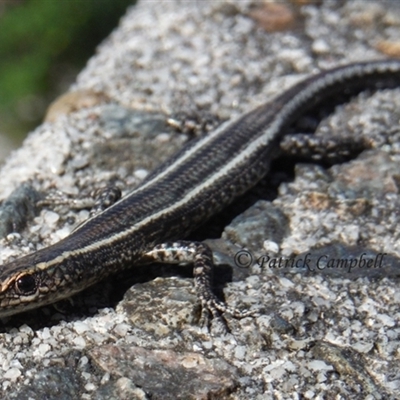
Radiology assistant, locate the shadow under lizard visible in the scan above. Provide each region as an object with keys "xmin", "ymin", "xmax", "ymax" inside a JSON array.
[{"xmin": 0, "ymin": 60, "xmax": 400, "ymax": 321}]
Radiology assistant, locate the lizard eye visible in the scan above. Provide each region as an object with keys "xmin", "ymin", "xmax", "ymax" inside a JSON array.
[{"xmin": 15, "ymin": 273, "xmax": 37, "ymax": 295}]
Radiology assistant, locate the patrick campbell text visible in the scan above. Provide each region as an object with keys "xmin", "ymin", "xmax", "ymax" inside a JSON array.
[{"xmin": 234, "ymin": 250, "xmax": 387, "ymax": 274}]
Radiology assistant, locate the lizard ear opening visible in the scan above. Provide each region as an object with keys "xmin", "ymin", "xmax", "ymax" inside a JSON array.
[{"xmin": 15, "ymin": 273, "xmax": 37, "ymax": 296}]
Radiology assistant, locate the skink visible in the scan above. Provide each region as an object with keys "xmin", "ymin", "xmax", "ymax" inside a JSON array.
[{"xmin": 1, "ymin": 60, "xmax": 400, "ymax": 318}]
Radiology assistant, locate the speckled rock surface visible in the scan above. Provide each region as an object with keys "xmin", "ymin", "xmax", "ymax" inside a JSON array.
[{"xmin": 0, "ymin": 0, "xmax": 400, "ymax": 399}]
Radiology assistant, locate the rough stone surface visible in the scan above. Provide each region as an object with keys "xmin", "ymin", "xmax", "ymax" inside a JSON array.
[
  {"xmin": 89, "ymin": 344, "xmax": 239, "ymax": 400},
  {"xmin": 0, "ymin": 0, "xmax": 399, "ymax": 399}
]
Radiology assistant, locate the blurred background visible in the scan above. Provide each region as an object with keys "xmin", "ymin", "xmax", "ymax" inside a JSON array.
[{"xmin": 0, "ymin": 0, "xmax": 134, "ymax": 163}]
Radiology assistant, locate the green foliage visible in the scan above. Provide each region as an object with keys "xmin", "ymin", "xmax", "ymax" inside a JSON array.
[{"xmin": 0, "ymin": 0, "xmax": 134, "ymax": 140}]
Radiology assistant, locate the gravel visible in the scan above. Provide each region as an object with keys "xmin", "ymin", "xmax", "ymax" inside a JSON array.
[{"xmin": 0, "ymin": 0, "xmax": 399, "ymax": 398}]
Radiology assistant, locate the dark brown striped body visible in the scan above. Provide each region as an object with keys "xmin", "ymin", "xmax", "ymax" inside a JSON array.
[{"xmin": 1, "ymin": 60, "xmax": 400, "ymax": 317}]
